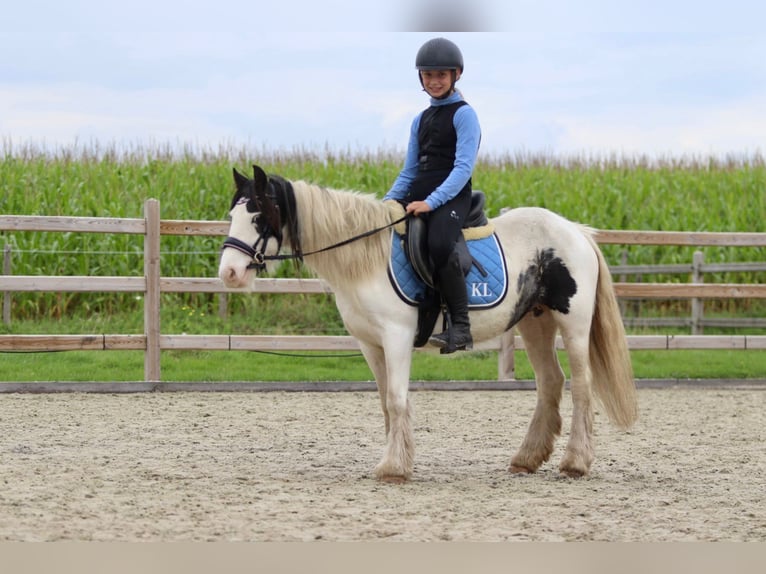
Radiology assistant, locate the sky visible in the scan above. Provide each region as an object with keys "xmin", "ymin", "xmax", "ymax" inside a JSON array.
[{"xmin": 1, "ymin": 0, "xmax": 765, "ymax": 160}]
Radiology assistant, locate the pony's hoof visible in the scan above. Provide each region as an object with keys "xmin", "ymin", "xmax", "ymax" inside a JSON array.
[
  {"xmin": 559, "ymin": 467, "xmax": 587, "ymax": 479},
  {"xmin": 509, "ymin": 465, "xmax": 534, "ymax": 475},
  {"xmin": 378, "ymin": 475, "xmax": 408, "ymax": 485}
]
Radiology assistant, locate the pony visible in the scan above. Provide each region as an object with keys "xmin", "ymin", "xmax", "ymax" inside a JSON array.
[{"xmin": 218, "ymin": 165, "xmax": 638, "ymax": 483}]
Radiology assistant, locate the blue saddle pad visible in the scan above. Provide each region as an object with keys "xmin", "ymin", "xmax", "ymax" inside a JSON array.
[{"xmin": 387, "ymin": 231, "xmax": 508, "ymax": 309}]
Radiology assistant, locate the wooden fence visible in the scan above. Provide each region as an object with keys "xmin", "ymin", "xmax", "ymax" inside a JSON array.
[
  {"xmin": 1, "ymin": 198, "xmax": 765, "ymax": 383},
  {"xmin": 612, "ymin": 251, "xmax": 766, "ymax": 333}
]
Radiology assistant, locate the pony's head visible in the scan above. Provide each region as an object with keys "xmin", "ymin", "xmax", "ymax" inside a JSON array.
[{"xmin": 218, "ymin": 164, "xmax": 300, "ymax": 287}]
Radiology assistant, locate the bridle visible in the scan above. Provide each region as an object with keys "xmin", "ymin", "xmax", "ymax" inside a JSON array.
[
  {"xmin": 221, "ymin": 187, "xmax": 408, "ymax": 273},
  {"xmin": 222, "ymin": 215, "xmax": 408, "ymax": 271}
]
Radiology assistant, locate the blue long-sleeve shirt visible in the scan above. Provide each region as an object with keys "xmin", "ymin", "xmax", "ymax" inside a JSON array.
[{"xmin": 384, "ymin": 91, "xmax": 481, "ymax": 210}]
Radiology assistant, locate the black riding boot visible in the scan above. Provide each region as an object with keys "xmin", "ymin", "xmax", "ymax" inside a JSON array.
[{"xmin": 429, "ymin": 256, "xmax": 473, "ymax": 354}]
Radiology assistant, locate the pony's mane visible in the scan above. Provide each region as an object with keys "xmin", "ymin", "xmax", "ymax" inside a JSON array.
[{"xmin": 289, "ymin": 180, "xmax": 394, "ymax": 283}]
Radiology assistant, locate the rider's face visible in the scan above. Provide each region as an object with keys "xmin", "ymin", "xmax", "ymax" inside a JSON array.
[{"xmin": 420, "ymin": 69, "xmax": 460, "ymax": 98}]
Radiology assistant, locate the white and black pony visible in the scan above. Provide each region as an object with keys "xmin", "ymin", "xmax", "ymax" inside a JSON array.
[{"xmin": 219, "ymin": 165, "xmax": 637, "ymax": 482}]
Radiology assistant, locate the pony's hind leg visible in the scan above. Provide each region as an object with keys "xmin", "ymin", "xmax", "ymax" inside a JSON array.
[
  {"xmin": 510, "ymin": 313, "xmax": 565, "ymax": 474},
  {"xmin": 557, "ymin": 326, "xmax": 595, "ymax": 477}
]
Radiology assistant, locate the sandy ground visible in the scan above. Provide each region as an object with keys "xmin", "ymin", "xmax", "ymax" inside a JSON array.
[{"xmin": 1, "ymin": 388, "xmax": 764, "ymax": 541}]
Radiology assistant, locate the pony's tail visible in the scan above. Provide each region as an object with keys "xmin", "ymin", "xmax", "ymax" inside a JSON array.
[{"xmin": 586, "ymin": 233, "xmax": 638, "ymax": 430}]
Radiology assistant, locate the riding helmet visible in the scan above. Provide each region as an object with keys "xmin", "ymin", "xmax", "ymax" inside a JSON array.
[{"xmin": 415, "ymin": 37, "xmax": 464, "ymax": 72}]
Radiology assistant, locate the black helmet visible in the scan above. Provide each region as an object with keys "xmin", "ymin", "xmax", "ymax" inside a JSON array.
[{"xmin": 415, "ymin": 37, "xmax": 464, "ymax": 72}]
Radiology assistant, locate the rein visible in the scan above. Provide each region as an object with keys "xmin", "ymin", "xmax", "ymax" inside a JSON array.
[{"xmin": 223, "ymin": 213, "xmax": 409, "ymax": 270}]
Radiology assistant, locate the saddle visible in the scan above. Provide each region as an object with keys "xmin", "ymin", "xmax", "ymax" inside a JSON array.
[
  {"xmin": 406, "ymin": 191, "xmax": 490, "ymax": 288},
  {"xmin": 386, "ymin": 192, "xmax": 507, "ymax": 347}
]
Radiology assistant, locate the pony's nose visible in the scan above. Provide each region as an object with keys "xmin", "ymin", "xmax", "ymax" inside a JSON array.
[{"xmin": 219, "ymin": 265, "xmax": 243, "ymax": 287}]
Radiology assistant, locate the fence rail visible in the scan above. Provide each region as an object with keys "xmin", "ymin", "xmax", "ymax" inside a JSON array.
[
  {"xmin": 593, "ymin": 229, "xmax": 766, "ymax": 246},
  {"xmin": 2, "ymin": 199, "xmax": 765, "ymax": 383}
]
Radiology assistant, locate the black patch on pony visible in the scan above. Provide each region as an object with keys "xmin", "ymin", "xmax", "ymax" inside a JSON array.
[{"xmin": 506, "ymin": 248, "xmax": 578, "ymax": 329}]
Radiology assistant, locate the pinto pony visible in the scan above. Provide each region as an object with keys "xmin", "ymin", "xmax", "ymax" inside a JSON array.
[{"xmin": 218, "ymin": 165, "xmax": 637, "ymax": 482}]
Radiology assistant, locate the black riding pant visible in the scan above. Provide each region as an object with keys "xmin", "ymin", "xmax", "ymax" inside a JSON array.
[{"xmin": 423, "ymin": 192, "xmax": 471, "ymax": 269}]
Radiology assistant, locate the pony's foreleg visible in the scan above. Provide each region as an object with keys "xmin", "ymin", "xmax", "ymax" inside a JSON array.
[
  {"xmin": 372, "ymin": 340, "xmax": 415, "ymax": 483},
  {"xmin": 510, "ymin": 315, "xmax": 565, "ymax": 474},
  {"xmin": 558, "ymin": 332, "xmax": 595, "ymax": 477},
  {"xmin": 358, "ymin": 341, "xmax": 390, "ymax": 435}
]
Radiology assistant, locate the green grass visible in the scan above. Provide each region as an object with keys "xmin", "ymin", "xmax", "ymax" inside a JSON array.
[{"xmin": 1, "ymin": 347, "xmax": 764, "ymax": 382}]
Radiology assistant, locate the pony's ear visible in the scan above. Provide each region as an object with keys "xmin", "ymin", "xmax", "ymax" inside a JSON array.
[
  {"xmin": 253, "ymin": 165, "xmax": 282, "ymax": 233},
  {"xmin": 252, "ymin": 164, "xmax": 268, "ymax": 203},
  {"xmin": 252, "ymin": 164, "xmax": 268, "ymax": 192},
  {"xmin": 232, "ymin": 167, "xmax": 250, "ymax": 190}
]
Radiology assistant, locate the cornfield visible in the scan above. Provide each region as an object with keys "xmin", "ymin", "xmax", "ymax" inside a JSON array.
[{"xmin": 1, "ymin": 142, "xmax": 764, "ymax": 324}]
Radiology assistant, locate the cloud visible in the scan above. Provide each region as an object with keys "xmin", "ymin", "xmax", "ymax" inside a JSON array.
[
  {"xmin": 2, "ymin": 4, "xmax": 765, "ymax": 159},
  {"xmin": 538, "ymin": 95, "xmax": 766, "ymax": 158}
]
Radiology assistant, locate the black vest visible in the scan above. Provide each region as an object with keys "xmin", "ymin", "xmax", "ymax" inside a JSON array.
[
  {"xmin": 417, "ymin": 100, "xmax": 468, "ymax": 171},
  {"xmin": 406, "ymin": 100, "xmax": 471, "ymax": 202}
]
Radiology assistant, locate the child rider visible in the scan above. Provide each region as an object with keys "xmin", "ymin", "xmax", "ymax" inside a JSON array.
[{"xmin": 383, "ymin": 37, "xmax": 482, "ymax": 352}]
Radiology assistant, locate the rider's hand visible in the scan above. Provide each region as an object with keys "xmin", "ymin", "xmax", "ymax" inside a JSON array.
[{"xmin": 406, "ymin": 201, "xmax": 432, "ymax": 216}]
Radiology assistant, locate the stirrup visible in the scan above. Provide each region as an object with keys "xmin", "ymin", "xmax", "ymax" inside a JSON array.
[{"xmin": 429, "ymin": 329, "xmax": 473, "ymax": 354}]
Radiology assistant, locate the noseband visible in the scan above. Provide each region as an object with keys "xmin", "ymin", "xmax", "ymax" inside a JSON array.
[{"xmin": 221, "ymin": 235, "xmax": 269, "ymax": 270}]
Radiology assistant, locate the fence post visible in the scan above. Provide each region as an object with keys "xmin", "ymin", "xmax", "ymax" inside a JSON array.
[
  {"xmin": 218, "ymin": 292, "xmax": 228, "ymax": 319},
  {"xmin": 498, "ymin": 329, "xmax": 516, "ymax": 380},
  {"xmin": 3, "ymin": 244, "xmax": 10, "ymax": 325},
  {"xmin": 691, "ymin": 250, "xmax": 704, "ymax": 335},
  {"xmin": 144, "ymin": 199, "xmax": 161, "ymax": 382}
]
